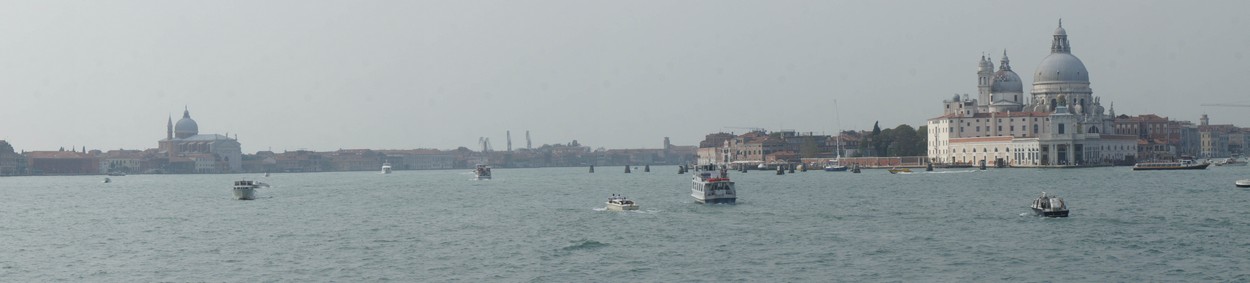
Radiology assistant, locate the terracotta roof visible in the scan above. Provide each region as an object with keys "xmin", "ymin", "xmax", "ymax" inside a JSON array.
[{"xmin": 25, "ymin": 151, "xmax": 94, "ymax": 159}]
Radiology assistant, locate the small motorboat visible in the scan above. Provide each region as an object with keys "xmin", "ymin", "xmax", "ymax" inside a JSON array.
[
  {"xmin": 605, "ymin": 194, "xmax": 639, "ymax": 211},
  {"xmin": 381, "ymin": 162, "xmax": 393, "ymax": 174},
  {"xmin": 1031, "ymin": 192, "xmax": 1069, "ymax": 217},
  {"xmin": 888, "ymin": 167, "xmax": 911, "ymax": 174},
  {"xmin": 1217, "ymin": 157, "xmax": 1248, "ymax": 166},
  {"xmin": 1236, "ymin": 179, "xmax": 1250, "ymax": 188},
  {"xmin": 103, "ymin": 177, "xmax": 111, "ymax": 183},
  {"xmin": 233, "ymin": 180, "xmax": 270, "ymax": 200}
]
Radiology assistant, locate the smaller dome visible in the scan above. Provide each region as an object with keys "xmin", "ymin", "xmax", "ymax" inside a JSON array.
[{"xmin": 990, "ymin": 70, "xmax": 1023, "ymax": 94}]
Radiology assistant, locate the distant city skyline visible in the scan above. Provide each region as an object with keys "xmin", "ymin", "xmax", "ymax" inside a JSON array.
[{"xmin": 2, "ymin": 1, "xmax": 1248, "ymax": 152}]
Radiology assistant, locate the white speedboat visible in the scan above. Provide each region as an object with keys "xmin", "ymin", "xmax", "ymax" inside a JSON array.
[
  {"xmin": 233, "ymin": 180, "xmax": 269, "ymax": 200},
  {"xmin": 382, "ymin": 162, "xmax": 393, "ymax": 174},
  {"xmin": 1218, "ymin": 158, "xmax": 1247, "ymax": 166},
  {"xmin": 606, "ymin": 194, "xmax": 639, "ymax": 211},
  {"xmin": 1236, "ymin": 179, "xmax": 1250, "ymax": 188},
  {"xmin": 691, "ymin": 165, "xmax": 736, "ymax": 204},
  {"xmin": 1030, "ymin": 192, "xmax": 1069, "ymax": 217},
  {"xmin": 474, "ymin": 164, "xmax": 492, "ymax": 180}
]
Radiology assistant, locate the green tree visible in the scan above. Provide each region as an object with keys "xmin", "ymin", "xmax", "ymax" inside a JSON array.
[
  {"xmin": 915, "ymin": 126, "xmax": 928, "ymax": 157},
  {"xmin": 888, "ymin": 124, "xmax": 917, "ymax": 156},
  {"xmin": 877, "ymin": 128, "xmax": 894, "ymax": 157},
  {"xmin": 869, "ymin": 121, "xmax": 882, "ymax": 156}
]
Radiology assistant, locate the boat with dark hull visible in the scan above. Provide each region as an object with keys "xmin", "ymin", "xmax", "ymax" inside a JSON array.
[
  {"xmin": 824, "ymin": 164, "xmax": 848, "ymax": 172},
  {"xmin": 1031, "ymin": 192, "xmax": 1069, "ymax": 217},
  {"xmin": 1236, "ymin": 179, "xmax": 1250, "ymax": 188},
  {"xmin": 1132, "ymin": 160, "xmax": 1209, "ymax": 171}
]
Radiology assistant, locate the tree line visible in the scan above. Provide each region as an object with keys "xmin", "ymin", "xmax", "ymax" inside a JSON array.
[{"xmin": 862, "ymin": 121, "xmax": 928, "ymax": 157}]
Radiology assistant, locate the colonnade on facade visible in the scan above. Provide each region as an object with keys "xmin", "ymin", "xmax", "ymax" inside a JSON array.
[{"xmin": 941, "ymin": 140, "xmax": 1134, "ymax": 167}]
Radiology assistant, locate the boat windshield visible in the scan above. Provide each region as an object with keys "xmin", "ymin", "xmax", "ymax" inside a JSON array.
[{"xmin": 1049, "ymin": 198, "xmax": 1065, "ymax": 209}]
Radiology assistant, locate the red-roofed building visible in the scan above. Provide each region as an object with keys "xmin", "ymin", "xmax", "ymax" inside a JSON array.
[{"xmin": 26, "ymin": 150, "xmax": 98, "ymax": 175}]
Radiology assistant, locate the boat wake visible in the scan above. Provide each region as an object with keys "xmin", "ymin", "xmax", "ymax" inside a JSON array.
[{"xmin": 923, "ymin": 170, "xmax": 979, "ymax": 174}]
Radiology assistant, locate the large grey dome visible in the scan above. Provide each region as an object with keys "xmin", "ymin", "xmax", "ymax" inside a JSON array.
[
  {"xmin": 1035, "ymin": 19, "xmax": 1087, "ymax": 84},
  {"xmin": 174, "ymin": 109, "xmax": 198, "ymax": 138},
  {"xmin": 1033, "ymin": 53, "xmax": 1089, "ymax": 83}
]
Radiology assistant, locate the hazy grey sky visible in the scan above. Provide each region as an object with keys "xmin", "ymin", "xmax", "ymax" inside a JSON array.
[{"xmin": 2, "ymin": 1, "xmax": 1248, "ymax": 152}]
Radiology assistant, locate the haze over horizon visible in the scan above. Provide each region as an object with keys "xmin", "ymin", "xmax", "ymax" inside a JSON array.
[{"xmin": 2, "ymin": 1, "xmax": 1248, "ymax": 153}]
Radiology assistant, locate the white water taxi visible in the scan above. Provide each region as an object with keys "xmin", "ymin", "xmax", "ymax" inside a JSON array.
[
  {"xmin": 606, "ymin": 195, "xmax": 639, "ymax": 211},
  {"xmin": 382, "ymin": 162, "xmax": 393, "ymax": 174}
]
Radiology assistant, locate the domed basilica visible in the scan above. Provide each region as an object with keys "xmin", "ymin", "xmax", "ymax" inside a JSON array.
[
  {"xmin": 927, "ymin": 20, "xmax": 1138, "ymax": 167},
  {"xmin": 156, "ymin": 107, "xmax": 243, "ymax": 173}
]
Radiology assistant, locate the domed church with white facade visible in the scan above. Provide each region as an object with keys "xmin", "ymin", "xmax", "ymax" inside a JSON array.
[
  {"xmin": 927, "ymin": 20, "xmax": 1138, "ymax": 167},
  {"xmin": 156, "ymin": 107, "xmax": 243, "ymax": 173}
]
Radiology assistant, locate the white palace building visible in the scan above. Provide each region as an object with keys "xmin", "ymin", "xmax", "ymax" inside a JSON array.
[{"xmin": 927, "ymin": 21, "xmax": 1138, "ymax": 167}]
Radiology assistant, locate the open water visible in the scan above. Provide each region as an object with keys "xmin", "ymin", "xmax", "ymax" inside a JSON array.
[{"xmin": 3, "ymin": 166, "xmax": 1250, "ymax": 282}]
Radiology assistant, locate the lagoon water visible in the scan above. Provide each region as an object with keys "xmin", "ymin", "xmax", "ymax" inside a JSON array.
[{"xmin": 3, "ymin": 166, "xmax": 1250, "ymax": 281}]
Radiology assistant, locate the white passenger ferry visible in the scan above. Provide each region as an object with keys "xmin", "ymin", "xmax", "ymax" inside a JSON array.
[
  {"xmin": 233, "ymin": 180, "xmax": 269, "ymax": 200},
  {"xmin": 691, "ymin": 165, "xmax": 736, "ymax": 204},
  {"xmin": 382, "ymin": 162, "xmax": 393, "ymax": 174}
]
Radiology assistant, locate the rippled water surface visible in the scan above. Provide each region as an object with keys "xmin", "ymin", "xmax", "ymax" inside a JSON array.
[{"xmin": 3, "ymin": 166, "xmax": 1250, "ymax": 281}]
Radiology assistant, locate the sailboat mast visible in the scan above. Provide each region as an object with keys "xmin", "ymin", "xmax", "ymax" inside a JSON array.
[{"xmin": 834, "ymin": 99, "xmax": 842, "ymax": 159}]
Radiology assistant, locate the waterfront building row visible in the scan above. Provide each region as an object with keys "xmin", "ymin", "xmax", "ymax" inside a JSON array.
[{"xmin": 927, "ymin": 21, "xmax": 1138, "ymax": 167}]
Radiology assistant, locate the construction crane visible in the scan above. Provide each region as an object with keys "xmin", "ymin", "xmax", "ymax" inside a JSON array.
[{"xmin": 478, "ymin": 137, "xmax": 493, "ymax": 152}]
